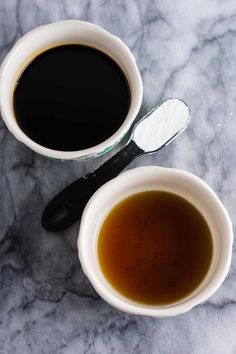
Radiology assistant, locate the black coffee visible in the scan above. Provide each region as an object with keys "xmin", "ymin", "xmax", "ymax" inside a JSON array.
[{"xmin": 13, "ymin": 44, "xmax": 130, "ymax": 151}]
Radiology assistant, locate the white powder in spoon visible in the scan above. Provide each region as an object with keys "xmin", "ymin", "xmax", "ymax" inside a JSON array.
[{"xmin": 133, "ymin": 99, "xmax": 190, "ymax": 152}]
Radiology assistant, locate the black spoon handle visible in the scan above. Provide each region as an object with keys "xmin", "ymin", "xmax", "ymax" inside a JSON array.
[{"xmin": 42, "ymin": 140, "xmax": 142, "ymax": 232}]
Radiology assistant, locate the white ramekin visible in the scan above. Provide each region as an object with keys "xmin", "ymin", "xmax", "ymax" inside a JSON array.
[
  {"xmin": 0, "ymin": 20, "xmax": 143, "ymax": 160},
  {"xmin": 78, "ymin": 166, "xmax": 233, "ymax": 317}
]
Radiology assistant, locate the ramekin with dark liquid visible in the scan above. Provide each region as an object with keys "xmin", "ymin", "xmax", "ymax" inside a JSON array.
[{"xmin": 0, "ymin": 20, "xmax": 143, "ymax": 160}]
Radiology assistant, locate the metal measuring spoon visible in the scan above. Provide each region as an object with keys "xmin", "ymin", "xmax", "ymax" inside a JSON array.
[{"xmin": 42, "ymin": 98, "xmax": 191, "ymax": 232}]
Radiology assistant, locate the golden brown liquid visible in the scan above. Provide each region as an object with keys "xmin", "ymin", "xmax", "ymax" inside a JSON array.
[{"xmin": 98, "ymin": 191, "xmax": 213, "ymax": 305}]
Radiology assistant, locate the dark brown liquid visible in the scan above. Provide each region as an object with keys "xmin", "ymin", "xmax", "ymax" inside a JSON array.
[
  {"xmin": 98, "ymin": 191, "xmax": 213, "ymax": 305},
  {"xmin": 13, "ymin": 45, "xmax": 130, "ymax": 151}
]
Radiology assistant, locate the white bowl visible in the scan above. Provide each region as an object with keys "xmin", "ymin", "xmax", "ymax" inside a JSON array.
[
  {"xmin": 78, "ymin": 166, "xmax": 233, "ymax": 317},
  {"xmin": 0, "ymin": 20, "xmax": 143, "ymax": 160}
]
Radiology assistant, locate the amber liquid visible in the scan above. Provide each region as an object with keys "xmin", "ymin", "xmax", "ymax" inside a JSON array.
[{"xmin": 98, "ymin": 191, "xmax": 213, "ymax": 305}]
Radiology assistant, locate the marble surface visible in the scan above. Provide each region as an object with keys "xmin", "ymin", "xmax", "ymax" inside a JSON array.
[{"xmin": 0, "ymin": 0, "xmax": 236, "ymax": 353}]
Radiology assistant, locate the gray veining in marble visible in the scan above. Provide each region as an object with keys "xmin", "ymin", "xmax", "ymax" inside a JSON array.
[{"xmin": 0, "ymin": 1, "xmax": 236, "ymax": 353}]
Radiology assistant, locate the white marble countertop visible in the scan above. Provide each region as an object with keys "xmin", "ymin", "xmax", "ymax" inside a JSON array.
[{"xmin": 0, "ymin": 1, "xmax": 236, "ymax": 353}]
